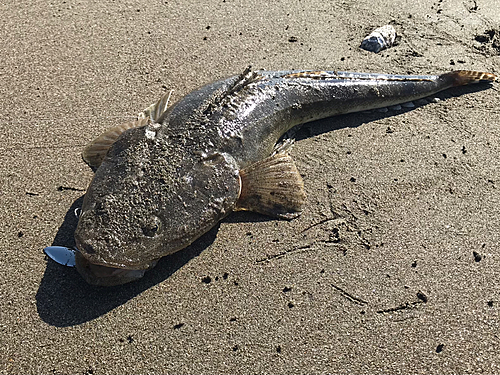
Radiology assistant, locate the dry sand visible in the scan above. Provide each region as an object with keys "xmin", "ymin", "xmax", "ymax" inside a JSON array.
[{"xmin": 2, "ymin": 0, "xmax": 500, "ymax": 373}]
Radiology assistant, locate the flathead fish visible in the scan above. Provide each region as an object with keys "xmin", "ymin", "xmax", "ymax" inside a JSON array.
[{"xmin": 73, "ymin": 68, "xmax": 496, "ymax": 285}]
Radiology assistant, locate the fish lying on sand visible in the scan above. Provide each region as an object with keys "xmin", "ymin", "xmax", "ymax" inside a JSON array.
[{"xmin": 69, "ymin": 68, "xmax": 496, "ymax": 286}]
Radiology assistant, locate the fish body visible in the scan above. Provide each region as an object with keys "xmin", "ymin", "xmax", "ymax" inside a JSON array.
[{"xmin": 74, "ymin": 68, "xmax": 496, "ymax": 286}]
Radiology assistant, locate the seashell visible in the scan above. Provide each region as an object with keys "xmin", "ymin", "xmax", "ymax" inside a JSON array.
[{"xmin": 360, "ymin": 25, "xmax": 397, "ymax": 53}]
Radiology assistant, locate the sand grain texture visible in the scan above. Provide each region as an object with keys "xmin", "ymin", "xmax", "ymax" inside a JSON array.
[{"xmin": 2, "ymin": 0, "xmax": 500, "ymax": 374}]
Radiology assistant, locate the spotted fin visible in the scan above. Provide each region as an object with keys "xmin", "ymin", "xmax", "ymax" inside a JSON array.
[
  {"xmin": 235, "ymin": 153, "xmax": 306, "ymax": 219},
  {"xmin": 442, "ymin": 70, "xmax": 498, "ymax": 86},
  {"xmin": 82, "ymin": 117, "xmax": 149, "ymax": 169}
]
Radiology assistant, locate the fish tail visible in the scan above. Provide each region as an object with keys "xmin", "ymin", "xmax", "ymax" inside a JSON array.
[{"xmin": 441, "ymin": 70, "xmax": 498, "ymax": 86}]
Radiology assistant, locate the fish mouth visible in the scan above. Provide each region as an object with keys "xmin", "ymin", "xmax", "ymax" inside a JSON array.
[{"xmin": 74, "ymin": 251, "xmax": 151, "ymax": 286}]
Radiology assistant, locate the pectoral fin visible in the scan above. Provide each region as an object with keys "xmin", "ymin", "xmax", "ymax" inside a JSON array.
[
  {"xmin": 82, "ymin": 117, "xmax": 149, "ymax": 169},
  {"xmin": 83, "ymin": 90, "xmax": 173, "ymax": 170},
  {"xmin": 138, "ymin": 90, "xmax": 173, "ymax": 122},
  {"xmin": 235, "ymin": 153, "xmax": 306, "ymax": 219}
]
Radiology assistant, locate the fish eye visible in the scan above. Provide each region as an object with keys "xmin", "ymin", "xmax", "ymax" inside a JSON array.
[{"xmin": 141, "ymin": 216, "xmax": 162, "ymax": 237}]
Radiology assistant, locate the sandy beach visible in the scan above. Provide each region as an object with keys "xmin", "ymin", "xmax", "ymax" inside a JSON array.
[{"xmin": 2, "ymin": 0, "xmax": 500, "ymax": 373}]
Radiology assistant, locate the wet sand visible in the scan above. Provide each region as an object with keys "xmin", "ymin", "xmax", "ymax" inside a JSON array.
[{"xmin": 2, "ymin": 0, "xmax": 500, "ymax": 373}]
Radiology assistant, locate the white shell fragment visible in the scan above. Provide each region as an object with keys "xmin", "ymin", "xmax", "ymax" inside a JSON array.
[
  {"xmin": 360, "ymin": 25, "xmax": 396, "ymax": 53},
  {"xmin": 44, "ymin": 246, "xmax": 77, "ymax": 267}
]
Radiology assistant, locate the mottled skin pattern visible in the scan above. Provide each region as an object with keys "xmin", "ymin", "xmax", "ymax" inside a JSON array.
[{"xmin": 74, "ymin": 68, "xmax": 496, "ymax": 285}]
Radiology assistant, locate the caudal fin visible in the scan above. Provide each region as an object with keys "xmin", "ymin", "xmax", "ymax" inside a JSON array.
[{"xmin": 442, "ymin": 70, "xmax": 498, "ymax": 86}]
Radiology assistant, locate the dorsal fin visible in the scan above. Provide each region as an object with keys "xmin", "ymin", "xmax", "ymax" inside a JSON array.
[
  {"xmin": 202, "ymin": 67, "xmax": 262, "ymax": 116},
  {"xmin": 82, "ymin": 118, "xmax": 149, "ymax": 169}
]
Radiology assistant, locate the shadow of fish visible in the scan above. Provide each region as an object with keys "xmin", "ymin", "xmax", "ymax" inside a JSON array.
[{"xmin": 73, "ymin": 68, "xmax": 497, "ymax": 286}]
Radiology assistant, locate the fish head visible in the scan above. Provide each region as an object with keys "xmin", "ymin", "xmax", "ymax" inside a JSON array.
[{"xmin": 74, "ymin": 124, "xmax": 241, "ymax": 286}]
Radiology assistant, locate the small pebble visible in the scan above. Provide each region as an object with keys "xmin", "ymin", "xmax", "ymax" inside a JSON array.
[{"xmin": 417, "ymin": 291, "xmax": 428, "ymax": 303}]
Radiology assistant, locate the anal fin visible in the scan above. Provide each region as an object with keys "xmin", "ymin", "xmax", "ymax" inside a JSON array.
[
  {"xmin": 82, "ymin": 117, "xmax": 149, "ymax": 169},
  {"xmin": 235, "ymin": 153, "xmax": 306, "ymax": 219}
]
